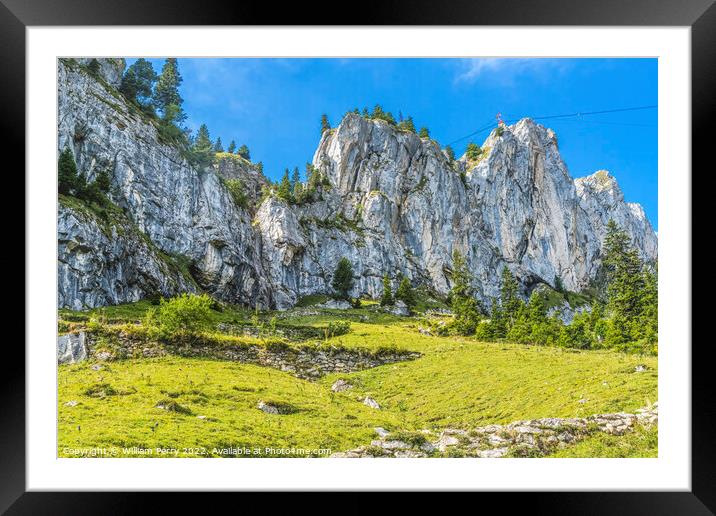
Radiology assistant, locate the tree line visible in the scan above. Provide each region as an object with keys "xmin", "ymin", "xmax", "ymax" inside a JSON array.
[
  {"xmin": 441, "ymin": 220, "xmax": 657, "ymax": 354},
  {"xmin": 327, "ymin": 219, "xmax": 657, "ymax": 355},
  {"xmin": 106, "ymin": 58, "xmax": 252, "ymax": 169}
]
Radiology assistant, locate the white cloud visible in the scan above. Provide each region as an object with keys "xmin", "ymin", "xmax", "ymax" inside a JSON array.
[{"xmin": 454, "ymin": 58, "xmax": 572, "ymax": 85}]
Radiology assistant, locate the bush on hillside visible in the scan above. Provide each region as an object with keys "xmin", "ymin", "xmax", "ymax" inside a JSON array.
[{"xmin": 144, "ymin": 293, "xmax": 214, "ymax": 338}]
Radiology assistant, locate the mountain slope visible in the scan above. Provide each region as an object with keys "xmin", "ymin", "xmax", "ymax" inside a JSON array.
[{"xmin": 57, "ymin": 60, "xmax": 657, "ymax": 310}]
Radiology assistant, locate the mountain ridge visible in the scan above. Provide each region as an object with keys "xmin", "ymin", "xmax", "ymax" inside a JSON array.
[{"xmin": 57, "ymin": 59, "xmax": 657, "ymax": 311}]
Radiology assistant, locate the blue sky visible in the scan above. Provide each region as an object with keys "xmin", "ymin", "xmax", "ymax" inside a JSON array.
[{"xmin": 127, "ymin": 58, "xmax": 657, "ymax": 227}]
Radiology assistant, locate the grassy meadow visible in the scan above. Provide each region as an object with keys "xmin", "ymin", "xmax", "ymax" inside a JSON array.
[{"xmin": 58, "ymin": 299, "xmax": 657, "ymax": 458}]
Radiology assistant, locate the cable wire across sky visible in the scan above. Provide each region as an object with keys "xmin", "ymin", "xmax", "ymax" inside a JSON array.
[{"xmin": 445, "ymin": 104, "xmax": 657, "ymax": 147}]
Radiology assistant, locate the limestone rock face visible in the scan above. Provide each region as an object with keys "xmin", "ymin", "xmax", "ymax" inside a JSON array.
[
  {"xmin": 257, "ymin": 114, "xmax": 657, "ymax": 307},
  {"xmin": 214, "ymin": 154, "xmax": 270, "ymax": 209},
  {"xmin": 58, "ymin": 59, "xmax": 270, "ymax": 309},
  {"xmin": 58, "ymin": 203, "xmax": 195, "ymax": 309},
  {"xmin": 57, "ymin": 62, "xmax": 657, "ymax": 311},
  {"xmin": 75, "ymin": 58, "xmax": 126, "ymax": 88}
]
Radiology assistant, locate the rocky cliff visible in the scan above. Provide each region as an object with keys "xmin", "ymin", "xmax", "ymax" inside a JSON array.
[
  {"xmin": 58, "ymin": 59, "xmax": 271, "ymax": 309},
  {"xmin": 57, "ymin": 59, "xmax": 657, "ymax": 310}
]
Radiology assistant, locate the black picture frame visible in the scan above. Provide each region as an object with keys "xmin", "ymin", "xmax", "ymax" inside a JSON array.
[{"xmin": 4, "ymin": 0, "xmax": 710, "ymax": 512}]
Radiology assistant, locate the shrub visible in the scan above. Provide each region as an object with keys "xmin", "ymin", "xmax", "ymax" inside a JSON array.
[
  {"xmin": 144, "ymin": 293, "xmax": 214, "ymax": 338},
  {"xmin": 326, "ymin": 320, "xmax": 351, "ymax": 338},
  {"xmin": 466, "ymin": 142, "xmax": 482, "ymax": 161},
  {"xmin": 225, "ymin": 178, "xmax": 248, "ymax": 209}
]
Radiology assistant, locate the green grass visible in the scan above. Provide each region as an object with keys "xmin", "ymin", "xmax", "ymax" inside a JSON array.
[
  {"xmin": 58, "ymin": 301, "xmax": 658, "ymax": 457},
  {"xmin": 59, "ymin": 357, "xmax": 399, "ymax": 457},
  {"xmin": 549, "ymin": 424, "xmax": 658, "ymax": 458}
]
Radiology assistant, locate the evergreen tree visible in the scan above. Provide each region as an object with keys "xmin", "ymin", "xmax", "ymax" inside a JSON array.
[
  {"xmin": 58, "ymin": 148, "xmax": 79, "ymax": 195},
  {"xmin": 418, "ymin": 126, "xmax": 430, "ymax": 138},
  {"xmin": 489, "ymin": 299, "xmax": 507, "ymax": 339},
  {"xmin": 600, "ymin": 219, "xmax": 655, "ymax": 349},
  {"xmin": 227, "ymin": 140, "xmax": 237, "ymax": 154},
  {"xmin": 449, "ymin": 249, "xmax": 473, "ymax": 300},
  {"xmin": 444, "ymin": 145, "xmax": 456, "ymax": 161},
  {"xmin": 153, "ymin": 58, "xmax": 183, "ymax": 116},
  {"xmin": 448, "ymin": 249, "xmax": 482, "ymax": 335},
  {"xmin": 120, "ymin": 58, "xmax": 157, "ymax": 109},
  {"xmin": 603, "ymin": 220, "xmax": 645, "ymax": 322},
  {"xmin": 397, "ymin": 116, "xmax": 416, "ymax": 133},
  {"xmin": 87, "ymin": 58, "xmax": 101, "ymax": 76},
  {"xmin": 237, "ymin": 144, "xmax": 251, "ymax": 160},
  {"xmin": 395, "ymin": 277, "xmax": 416, "ymax": 308},
  {"xmin": 95, "ymin": 169, "xmax": 111, "ymax": 194},
  {"xmin": 191, "ymin": 124, "xmax": 214, "ymax": 168},
  {"xmin": 506, "ymin": 302, "xmax": 531, "ymax": 344},
  {"xmin": 466, "ymin": 142, "xmax": 482, "ymax": 160},
  {"xmin": 500, "ymin": 266, "xmax": 521, "ymax": 327},
  {"xmin": 380, "ymin": 275, "xmax": 393, "ymax": 306},
  {"xmin": 370, "ymin": 105, "xmax": 396, "ymax": 125},
  {"xmin": 553, "ymin": 274, "xmax": 565, "ymax": 293},
  {"xmin": 277, "ymin": 169, "xmax": 293, "ymax": 203},
  {"xmin": 213, "ymin": 137, "xmax": 224, "ymax": 153},
  {"xmin": 291, "ymin": 167, "xmax": 301, "ymax": 192},
  {"xmin": 332, "ymin": 257, "xmax": 354, "ymax": 300},
  {"xmin": 639, "ymin": 264, "xmax": 658, "ymax": 343},
  {"xmin": 321, "ymin": 114, "xmax": 331, "ymax": 134}
]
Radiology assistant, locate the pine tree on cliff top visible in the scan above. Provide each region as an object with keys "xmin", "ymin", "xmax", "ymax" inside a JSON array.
[{"xmin": 153, "ymin": 58, "xmax": 184, "ymax": 122}]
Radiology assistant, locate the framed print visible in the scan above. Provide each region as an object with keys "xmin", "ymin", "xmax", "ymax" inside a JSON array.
[{"xmin": 5, "ymin": 0, "xmax": 712, "ymax": 512}]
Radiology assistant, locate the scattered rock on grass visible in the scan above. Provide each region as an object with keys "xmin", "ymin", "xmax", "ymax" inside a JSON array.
[
  {"xmin": 155, "ymin": 399, "xmax": 192, "ymax": 415},
  {"xmin": 374, "ymin": 427, "xmax": 390, "ymax": 438},
  {"xmin": 318, "ymin": 299, "xmax": 352, "ymax": 310},
  {"xmin": 257, "ymin": 400, "xmax": 298, "ymax": 415},
  {"xmin": 363, "ymin": 397, "xmax": 380, "ymax": 409},
  {"xmin": 64, "ymin": 400, "xmax": 79, "ymax": 407},
  {"xmin": 331, "ymin": 379, "xmax": 353, "ymax": 392},
  {"xmin": 385, "ymin": 300, "xmax": 410, "ymax": 316}
]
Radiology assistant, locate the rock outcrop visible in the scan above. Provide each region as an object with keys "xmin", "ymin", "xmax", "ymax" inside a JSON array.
[
  {"xmin": 330, "ymin": 402, "xmax": 659, "ymax": 458},
  {"xmin": 75, "ymin": 58, "xmax": 126, "ymax": 88},
  {"xmin": 58, "ymin": 202, "xmax": 195, "ymax": 310},
  {"xmin": 58, "ymin": 58, "xmax": 271, "ymax": 309},
  {"xmin": 57, "ymin": 59, "xmax": 657, "ymax": 310},
  {"xmin": 258, "ymin": 114, "xmax": 657, "ymax": 307}
]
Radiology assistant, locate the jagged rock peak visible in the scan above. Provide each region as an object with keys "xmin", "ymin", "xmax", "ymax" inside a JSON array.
[{"xmin": 575, "ymin": 169, "xmax": 624, "ymax": 200}]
